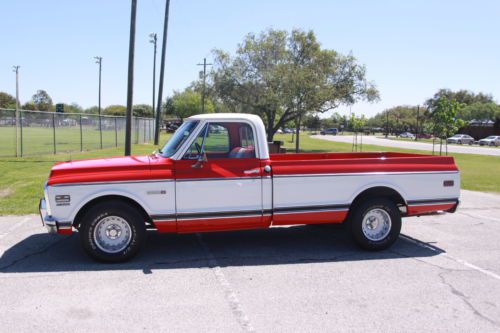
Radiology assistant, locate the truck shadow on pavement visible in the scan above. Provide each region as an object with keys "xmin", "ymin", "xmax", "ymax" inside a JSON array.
[{"xmin": 0, "ymin": 225, "xmax": 443, "ymax": 274}]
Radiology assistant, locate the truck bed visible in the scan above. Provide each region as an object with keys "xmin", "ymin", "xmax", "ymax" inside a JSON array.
[{"xmin": 270, "ymin": 152, "xmax": 458, "ymax": 174}]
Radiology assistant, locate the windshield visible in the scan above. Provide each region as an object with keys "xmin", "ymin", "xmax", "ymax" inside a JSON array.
[
  {"xmin": 160, "ymin": 121, "xmax": 199, "ymax": 158},
  {"xmin": 485, "ymin": 136, "xmax": 496, "ymax": 139}
]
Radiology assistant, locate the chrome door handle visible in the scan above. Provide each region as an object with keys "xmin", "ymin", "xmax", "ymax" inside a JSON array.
[{"xmin": 243, "ymin": 169, "xmax": 260, "ymax": 175}]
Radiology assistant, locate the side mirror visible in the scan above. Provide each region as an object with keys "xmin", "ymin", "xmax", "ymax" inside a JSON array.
[{"xmin": 191, "ymin": 151, "xmax": 208, "ymax": 168}]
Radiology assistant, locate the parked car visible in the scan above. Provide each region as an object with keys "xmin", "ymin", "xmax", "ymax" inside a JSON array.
[
  {"xmin": 478, "ymin": 135, "xmax": 500, "ymax": 146},
  {"xmin": 446, "ymin": 134, "xmax": 474, "ymax": 145},
  {"xmin": 283, "ymin": 128, "xmax": 293, "ymax": 134},
  {"xmin": 40, "ymin": 113, "xmax": 460, "ymax": 262},
  {"xmin": 398, "ymin": 132, "xmax": 415, "ymax": 139},
  {"xmin": 320, "ymin": 128, "xmax": 338, "ymax": 135},
  {"xmin": 276, "ymin": 129, "xmax": 283, "ymax": 134}
]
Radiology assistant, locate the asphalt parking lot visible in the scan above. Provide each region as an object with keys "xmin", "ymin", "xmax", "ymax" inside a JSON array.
[
  {"xmin": 1, "ymin": 190, "xmax": 499, "ymax": 332},
  {"xmin": 312, "ymin": 134, "xmax": 500, "ymax": 156}
]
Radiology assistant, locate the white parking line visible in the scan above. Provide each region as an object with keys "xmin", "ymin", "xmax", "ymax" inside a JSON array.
[
  {"xmin": 196, "ymin": 233, "xmax": 255, "ymax": 332},
  {"xmin": 0, "ymin": 217, "xmax": 31, "ymax": 240},
  {"xmin": 400, "ymin": 234, "xmax": 500, "ymax": 281}
]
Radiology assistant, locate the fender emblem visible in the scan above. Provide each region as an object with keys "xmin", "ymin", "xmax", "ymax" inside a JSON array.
[{"xmin": 147, "ymin": 190, "xmax": 167, "ymax": 195}]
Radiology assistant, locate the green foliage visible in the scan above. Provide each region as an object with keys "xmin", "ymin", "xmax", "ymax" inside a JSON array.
[
  {"xmin": 84, "ymin": 106, "xmax": 99, "ymax": 114},
  {"xmin": 350, "ymin": 113, "xmax": 366, "ymax": 132},
  {"xmin": 31, "ymin": 90, "xmax": 53, "ymax": 111},
  {"xmin": 458, "ymin": 102, "xmax": 500, "ymax": 121},
  {"xmin": 425, "ymin": 89, "xmax": 493, "ymax": 110},
  {"xmin": 165, "ymin": 88, "xmax": 214, "ymax": 119},
  {"xmin": 56, "ymin": 102, "xmax": 84, "ymax": 113},
  {"xmin": 21, "ymin": 101, "xmax": 36, "ymax": 110},
  {"xmin": 368, "ymin": 105, "xmax": 426, "ymax": 134},
  {"xmin": 104, "ymin": 105, "xmax": 126, "ymax": 116},
  {"xmin": 0, "ymin": 92, "xmax": 16, "ymax": 109},
  {"xmin": 133, "ymin": 104, "xmax": 153, "ymax": 118},
  {"xmin": 211, "ymin": 28, "xmax": 379, "ymax": 141},
  {"xmin": 431, "ymin": 97, "xmax": 465, "ymax": 142}
]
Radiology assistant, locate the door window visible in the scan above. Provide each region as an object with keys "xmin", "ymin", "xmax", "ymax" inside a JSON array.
[{"xmin": 183, "ymin": 122, "xmax": 256, "ymax": 159}]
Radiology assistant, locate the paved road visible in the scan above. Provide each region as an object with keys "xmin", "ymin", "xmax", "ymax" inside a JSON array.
[
  {"xmin": 1, "ymin": 190, "xmax": 500, "ymax": 332},
  {"xmin": 312, "ymin": 135, "xmax": 500, "ymax": 156}
]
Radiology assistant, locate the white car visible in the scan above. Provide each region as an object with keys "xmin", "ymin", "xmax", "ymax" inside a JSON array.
[
  {"xmin": 446, "ymin": 134, "xmax": 474, "ymax": 145},
  {"xmin": 478, "ymin": 135, "xmax": 500, "ymax": 146},
  {"xmin": 398, "ymin": 132, "xmax": 415, "ymax": 139}
]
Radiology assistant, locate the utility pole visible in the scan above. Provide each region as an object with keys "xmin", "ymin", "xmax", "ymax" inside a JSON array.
[
  {"xmin": 197, "ymin": 58, "xmax": 212, "ymax": 113},
  {"xmin": 94, "ymin": 56, "xmax": 103, "ymax": 149},
  {"xmin": 149, "ymin": 33, "xmax": 157, "ymax": 130},
  {"xmin": 154, "ymin": 0, "xmax": 171, "ymax": 146},
  {"xmin": 125, "ymin": 0, "xmax": 137, "ymax": 156},
  {"xmin": 13, "ymin": 66, "xmax": 20, "ymax": 157},
  {"xmin": 415, "ymin": 105, "xmax": 420, "ymax": 141}
]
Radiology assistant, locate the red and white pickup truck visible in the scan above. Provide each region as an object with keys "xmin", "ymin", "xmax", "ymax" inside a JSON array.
[{"xmin": 39, "ymin": 113, "xmax": 460, "ymax": 262}]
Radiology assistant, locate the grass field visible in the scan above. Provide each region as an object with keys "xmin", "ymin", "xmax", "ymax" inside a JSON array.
[
  {"xmin": 0, "ymin": 122, "xmax": 154, "ymax": 157},
  {"xmin": 1, "ymin": 133, "xmax": 498, "ymax": 215}
]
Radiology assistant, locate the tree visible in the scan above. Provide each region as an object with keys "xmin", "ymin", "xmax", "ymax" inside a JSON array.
[
  {"xmin": 431, "ymin": 97, "xmax": 465, "ymax": 155},
  {"xmin": 0, "ymin": 92, "xmax": 16, "ymax": 109},
  {"xmin": 57, "ymin": 102, "xmax": 84, "ymax": 113},
  {"xmin": 425, "ymin": 89, "xmax": 493, "ymax": 110},
  {"xmin": 133, "ymin": 104, "xmax": 153, "ymax": 117},
  {"xmin": 31, "ymin": 90, "xmax": 53, "ymax": 111},
  {"xmin": 368, "ymin": 105, "xmax": 428, "ymax": 134},
  {"xmin": 165, "ymin": 88, "xmax": 214, "ymax": 119},
  {"xmin": 211, "ymin": 29, "xmax": 379, "ymax": 144},
  {"xmin": 458, "ymin": 102, "xmax": 500, "ymax": 121},
  {"xmin": 104, "ymin": 105, "xmax": 126, "ymax": 116},
  {"xmin": 84, "ymin": 106, "xmax": 99, "ymax": 114}
]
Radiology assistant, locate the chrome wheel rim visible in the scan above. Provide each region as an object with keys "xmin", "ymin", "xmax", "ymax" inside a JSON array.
[
  {"xmin": 362, "ymin": 208, "xmax": 392, "ymax": 241},
  {"xmin": 93, "ymin": 216, "xmax": 132, "ymax": 253}
]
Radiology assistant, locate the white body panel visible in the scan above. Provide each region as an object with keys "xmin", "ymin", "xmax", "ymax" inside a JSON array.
[
  {"xmin": 46, "ymin": 181, "xmax": 175, "ymax": 223},
  {"xmin": 176, "ymin": 178, "xmax": 262, "ymax": 214},
  {"xmin": 273, "ymin": 171, "xmax": 460, "ymax": 209}
]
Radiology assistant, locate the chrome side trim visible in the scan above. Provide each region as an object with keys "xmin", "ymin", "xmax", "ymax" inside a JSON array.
[
  {"xmin": 273, "ymin": 171, "xmax": 459, "ymax": 178},
  {"xmin": 51, "ymin": 179, "xmax": 174, "ymax": 187},
  {"xmin": 176, "ymin": 176, "xmax": 261, "ymax": 182}
]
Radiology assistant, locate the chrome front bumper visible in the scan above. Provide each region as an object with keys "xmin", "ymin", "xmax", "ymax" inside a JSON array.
[{"xmin": 39, "ymin": 199, "xmax": 72, "ymax": 234}]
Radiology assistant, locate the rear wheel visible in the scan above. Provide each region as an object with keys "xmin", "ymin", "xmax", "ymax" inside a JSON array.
[
  {"xmin": 80, "ymin": 201, "xmax": 146, "ymax": 262},
  {"xmin": 350, "ymin": 198, "xmax": 401, "ymax": 250}
]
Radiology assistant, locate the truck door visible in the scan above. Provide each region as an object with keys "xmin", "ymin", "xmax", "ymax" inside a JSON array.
[{"xmin": 174, "ymin": 121, "xmax": 266, "ymax": 232}]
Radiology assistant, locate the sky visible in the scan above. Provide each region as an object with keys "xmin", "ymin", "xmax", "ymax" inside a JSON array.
[{"xmin": 0, "ymin": 0, "xmax": 499, "ymax": 118}]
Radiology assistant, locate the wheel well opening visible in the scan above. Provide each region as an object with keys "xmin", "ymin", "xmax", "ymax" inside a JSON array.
[
  {"xmin": 349, "ymin": 186, "xmax": 406, "ymax": 213},
  {"xmin": 73, "ymin": 195, "xmax": 151, "ymax": 229}
]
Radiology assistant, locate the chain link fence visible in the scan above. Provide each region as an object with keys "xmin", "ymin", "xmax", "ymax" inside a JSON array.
[{"xmin": 0, "ymin": 108, "xmax": 155, "ymax": 157}]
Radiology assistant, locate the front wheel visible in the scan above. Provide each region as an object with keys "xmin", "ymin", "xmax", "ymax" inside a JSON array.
[
  {"xmin": 350, "ymin": 198, "xmax": 401, "ymax": 250},
  {"xmin": 80, "ymin": 201, "xmax": 146, "ymax": 262}
]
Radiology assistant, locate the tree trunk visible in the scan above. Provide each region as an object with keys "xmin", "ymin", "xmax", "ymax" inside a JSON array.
[{"xmin": 295, "ymin": 114, "xmax": 301, "ymax": 153}]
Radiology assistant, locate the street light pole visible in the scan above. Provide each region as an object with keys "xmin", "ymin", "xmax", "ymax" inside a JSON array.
[
  {"xmin": 197, "ymin": 58, "xmax": 212, "ymax": 113},
  {"xmin": 94, "ymin": 56, "xmax": 103, "ymax": 149},
  {"xmin": 149, "ymin": 33, "xmax": 157, "ymax": 129},
  {"xmin": 13, "ymin": 66, "xmax": 20, "ymax": 157},
  {"xmin": 154, "ymin": 0, "xmax": 171, "ymax": 146},
  {"xmin": 125, "ymin": 0, "xmax": 137, "ymax": 156}
]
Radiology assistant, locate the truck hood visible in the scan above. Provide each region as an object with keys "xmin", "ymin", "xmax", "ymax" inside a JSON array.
[{"xmin": 48, "ymin": 155, "xmax": 173, "ymax": 186}]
